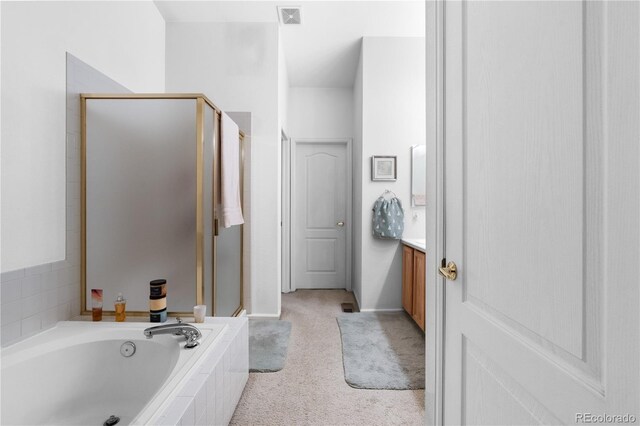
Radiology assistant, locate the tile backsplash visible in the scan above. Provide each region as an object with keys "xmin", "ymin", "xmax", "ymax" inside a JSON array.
[
  {"xmin": 0, "ymin": 53, "xmax": 129, "ymax": 346},
  {"xmin": 0, "ymin": 261, "xmax": 80, "ymax": 346}
]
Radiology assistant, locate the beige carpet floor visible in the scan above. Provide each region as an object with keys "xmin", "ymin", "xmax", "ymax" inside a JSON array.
[{"xmin": 230, "ymin": 290, "xmax": 425, "ymax": 425}]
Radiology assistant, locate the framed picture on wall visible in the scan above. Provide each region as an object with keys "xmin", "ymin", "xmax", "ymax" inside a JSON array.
[{"xmin": 371, "ymin": 156, "xmax": 397, "ymax": 181}]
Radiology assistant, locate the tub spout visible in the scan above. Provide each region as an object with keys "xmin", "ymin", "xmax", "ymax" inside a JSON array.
[{"xmin": 143, "ymin": 322, "xmax": 202, "ymax": 349}]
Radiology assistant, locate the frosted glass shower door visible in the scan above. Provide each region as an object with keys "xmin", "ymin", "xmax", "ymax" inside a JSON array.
[
  {"xmin": 84, "ymin": 98, "xmax": 206, "ymax": 313},
  {"xmin": 214, "ymin": 134, "xmax": 244, "ymax": 317},
  {"xmin": 215, "ymin": 224, "xmax": 243, "ymax": 316}
]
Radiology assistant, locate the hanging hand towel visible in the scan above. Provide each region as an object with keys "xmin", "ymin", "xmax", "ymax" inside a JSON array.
[
  {"xmin": 372, "ymin": 196, "xmax": 404, "ymax": 239},
  {"xmin": 221, "ymin": 112, "xmax": 244, "ymax": 228}
]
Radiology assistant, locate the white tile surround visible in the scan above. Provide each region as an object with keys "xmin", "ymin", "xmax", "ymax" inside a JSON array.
[
  {"xmin": 0, "ymin": 262, "xmax": 80, "ymax": 346},
  {"xmin": 155, "ymin": 317, "xmax": 249, "ymax": 426},
  {"xmin": 0, "ymin": 55, "xmax": 129, "ymax": 347}
]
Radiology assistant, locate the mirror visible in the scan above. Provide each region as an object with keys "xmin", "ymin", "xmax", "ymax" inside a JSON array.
[{"xmin": 411, "ymin": 145, "xmax": 426, "ymax": 206}]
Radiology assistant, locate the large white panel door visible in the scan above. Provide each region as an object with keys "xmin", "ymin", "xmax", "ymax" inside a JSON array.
[
  {"xmin": 292, "ymin": 141, "xmax": 349, "ymax": 289},
  {"xmin": 442, "ymin": 1, "xmax": 639, "ymax": 424}
]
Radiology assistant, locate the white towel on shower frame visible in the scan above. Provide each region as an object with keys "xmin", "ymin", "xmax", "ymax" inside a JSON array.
[{"xmin": 221, "ymin": 112, "xmax": 244, "ymax": 228}]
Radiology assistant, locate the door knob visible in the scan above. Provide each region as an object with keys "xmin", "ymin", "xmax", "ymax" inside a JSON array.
[
  {"xmin": 439, "ymin": 261, "xmax": 457, "ymax": 281},
  {"xmin": 337, "ymin": 221, "xmax": 345, "ymax": 227}
]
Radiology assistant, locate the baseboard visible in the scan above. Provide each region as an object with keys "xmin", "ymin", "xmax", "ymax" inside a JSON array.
[{"xmin": 345, "ymin": 290, "xmax": 402, "ymax": 313}]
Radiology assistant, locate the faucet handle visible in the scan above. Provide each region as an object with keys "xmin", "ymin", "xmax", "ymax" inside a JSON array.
[{"xmin": 176, "ymin": 317, "xmax": 183, "ymax": 324}]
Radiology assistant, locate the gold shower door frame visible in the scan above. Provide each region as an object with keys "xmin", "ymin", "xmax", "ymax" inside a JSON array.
[{"xmin": 80, "ymin": 93, "xmax": 244, "ymax": 317}]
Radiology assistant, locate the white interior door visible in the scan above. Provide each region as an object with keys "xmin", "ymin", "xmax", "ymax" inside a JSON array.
[
  {"xmin": 442, "ymin": 1, "xmax": 639, "ymax": 424},
  {"xmin": 292, "ymin": 141, "xmax": 349, "ymax": 290}
]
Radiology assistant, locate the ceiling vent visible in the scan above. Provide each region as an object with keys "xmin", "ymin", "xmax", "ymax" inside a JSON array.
[{"xmin": 278, "ymin": 6, "xmax": 302, "ymax": 25}]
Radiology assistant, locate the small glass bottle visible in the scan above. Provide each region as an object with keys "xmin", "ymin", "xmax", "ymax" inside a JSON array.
[
  {"xmin": 91, "ymin": 289, "xmax": 103, "ymax": 321},
  {"xmin": 114, "ymin": 293, "xmax": 126, "ymax": 322}
]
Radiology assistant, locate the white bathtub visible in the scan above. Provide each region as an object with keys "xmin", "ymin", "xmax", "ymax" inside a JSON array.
[{"xmin": 1, "ymin": 321, "xmax": 227, "ymax": 425}]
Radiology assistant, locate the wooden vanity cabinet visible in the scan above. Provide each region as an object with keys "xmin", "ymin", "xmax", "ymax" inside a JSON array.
[
  {"xmin": 402, "ymin": 246, "xmax": 414, "ymax": 316},
  {"xmin": 412, "ymin": 250, "xmax": 425, "ymax": 330},
  {"xmin": 402, "ymin": 244, "xmax": 425, "ymax": 331}
]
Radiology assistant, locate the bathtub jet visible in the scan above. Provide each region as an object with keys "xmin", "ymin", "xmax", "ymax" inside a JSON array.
[{"xmin": 143, "ymin": 322, "xmax": 202, "ymax": 349}]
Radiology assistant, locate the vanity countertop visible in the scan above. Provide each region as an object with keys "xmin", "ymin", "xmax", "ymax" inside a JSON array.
[{"xmin": 402, "ymin": 238, "xmax": 426, "ymax": 252}]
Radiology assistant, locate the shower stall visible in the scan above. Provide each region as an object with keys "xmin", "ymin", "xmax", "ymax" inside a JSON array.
[{"xmin": 81, "ymin": 94, "xmax": 244, "ymax": 317}]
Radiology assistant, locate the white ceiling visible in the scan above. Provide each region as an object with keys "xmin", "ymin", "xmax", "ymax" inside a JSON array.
[{"xmin": 154, "ymin": 1, "xmax": 425, "ymax": 87}]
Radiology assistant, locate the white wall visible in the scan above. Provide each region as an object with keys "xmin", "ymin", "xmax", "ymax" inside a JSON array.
[
  {"xmin": 1, "ymin": 1, "xmax": 166, "ymax": 272},
  {"xmin": 352, "ymin": 47, "xmax": 364, "ymax": 308},
  {"xmin": 278, "ymin": 33, "xmax": 290, "ymax": 134},
  {"xmin": 277, "ymin": 30, "xmax": 289, "ymax": 311},
  {"xmin": 166, "ymin": 22, "xmax": 281, "ymax": 317},
  {"xmin": 1, "ymin": 8, "xmax": 164, "ymax": 346},
  {"xmin": 355, "ymin": 37, "xmax": 426, "ymax": 311},
  {"xmin": 287, "ymin": 88, "xmax": 354, "ymax": 139}
]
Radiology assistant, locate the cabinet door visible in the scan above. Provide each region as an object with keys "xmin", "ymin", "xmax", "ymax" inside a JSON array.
[
  {"xmin": 402, "ymin": 245, "xmax": 414, "ymax": 315},
  {"xmin": 412, "ymin": 250, "xmax": 426, "ymax": 331}
]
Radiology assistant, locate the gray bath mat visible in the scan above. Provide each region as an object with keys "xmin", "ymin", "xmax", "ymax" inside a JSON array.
[
  {"xmin": 249, "ymin": 319, "xmax": 292, "ymax": 373},
  {"xmin": 337, "ymin": 312, "xmax": 425, "ymax": 389}
]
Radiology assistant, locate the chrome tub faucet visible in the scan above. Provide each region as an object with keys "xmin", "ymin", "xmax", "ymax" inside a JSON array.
[{"xmin": 143, "ymin": 318, "xmax": 202, "ymax": 349}]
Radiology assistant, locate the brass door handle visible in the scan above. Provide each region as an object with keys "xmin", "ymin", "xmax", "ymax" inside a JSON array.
[
  {"xmin": 337, "ymin": 221, "xmax": 345, "ymax": 227},
  {"xmin": 439, "ymin": 261, "xmax": 458, "ymax": 281}
]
